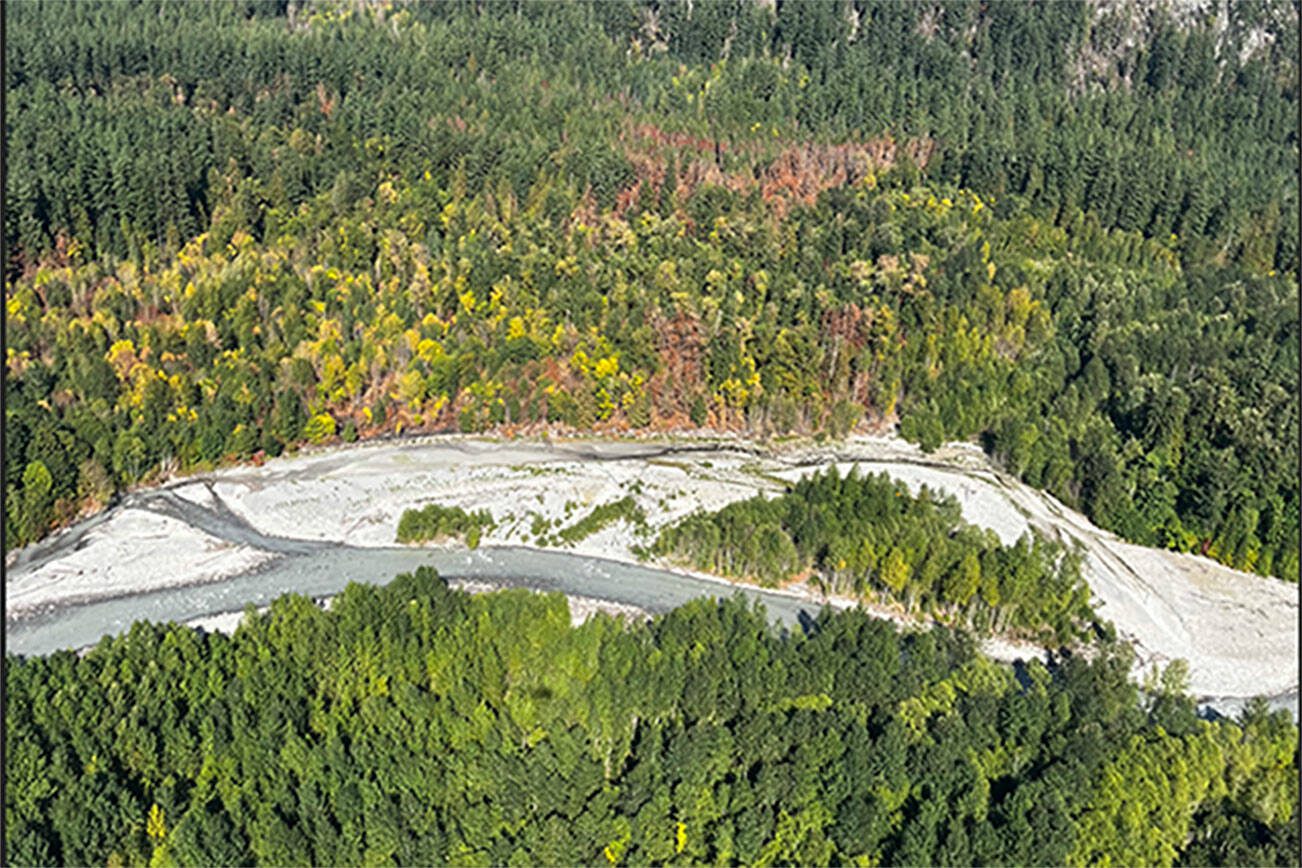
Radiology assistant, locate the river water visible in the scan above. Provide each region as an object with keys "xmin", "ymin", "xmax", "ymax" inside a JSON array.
[{"xmin": 6, "ymin": 545, "xmax": 827, "ymax": 657}]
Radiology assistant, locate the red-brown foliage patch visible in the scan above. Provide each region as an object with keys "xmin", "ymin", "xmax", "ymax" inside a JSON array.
[{"xmin": 616, "ymin": 121, "xmax": 934, "ymax": 222}]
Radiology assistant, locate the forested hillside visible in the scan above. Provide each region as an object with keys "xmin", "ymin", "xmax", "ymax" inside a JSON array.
[
  {"xmin": 5, "ymin": 0, "xmax": 1298, "ymax": 583},
  {"xmin": 5, "ymin": 570, "xmax": 1298, "ymax": 866}
]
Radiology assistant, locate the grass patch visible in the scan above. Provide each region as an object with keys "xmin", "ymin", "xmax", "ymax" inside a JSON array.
[
  {"xmin": 509, "ymin": 464, "xmax": 557, "ymax": 477},
  {"xmin": 554, "ymin": 496, "xmax": 648, "ymax": 545}
]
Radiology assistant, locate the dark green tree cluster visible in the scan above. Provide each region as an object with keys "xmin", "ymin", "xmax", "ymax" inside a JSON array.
[
  {"xmin": 6, "ymin": 1, "xmax": 1295, "ymax": 273},
  {"xmin": 652, "ymin": 467, "xmax": 1095, "ymax": 644},
  {"xmin": 5, "ymin": 570, "xmax": 1298, "ymax": 866},
  {"xmin": 5, "ymin": 0, "xmax": 1298, "ymax": 584},
  {"xmin": 984, "ymin": 253, "xmax": 1300, "ymax": 579},
  {"xmin": 395, "ymin": 502, "xmax": 495, "ymax": 548}
]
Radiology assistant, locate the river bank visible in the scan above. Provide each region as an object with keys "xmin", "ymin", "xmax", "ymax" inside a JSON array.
[{"xmin": 6, "ymin": 433, "xmax": 1296, "ymax": 709}]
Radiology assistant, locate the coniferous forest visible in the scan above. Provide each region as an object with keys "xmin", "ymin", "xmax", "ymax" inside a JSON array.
[
  {"xmin": 5, "ymin": 0, "xmax": 1299, "ymax": 579},
  {"xmin": 4, "ymin": 1, "xmax": 1300, "ymax": 865},
  {"xmin": 5, "ymin": 570, "xmax": 1300, "ymax": 866}
]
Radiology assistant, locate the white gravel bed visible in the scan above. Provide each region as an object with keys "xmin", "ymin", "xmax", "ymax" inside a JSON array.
[{"xmin": 7, "ymin": 509, "xmax": 274, "ymax": 618}]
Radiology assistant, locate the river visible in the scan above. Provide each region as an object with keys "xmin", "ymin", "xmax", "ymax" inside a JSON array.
[
  {"xmin": 6, "ymin": 544, "xmax": 831, "ymax": 656},
  {"xmin": 5, "ymin": 434, "xmax": 1296, "ymax": 720}
]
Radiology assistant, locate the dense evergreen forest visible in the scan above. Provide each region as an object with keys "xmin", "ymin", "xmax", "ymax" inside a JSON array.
[
  {"xmin": 5, "ymin": 0, "xmax": 1298, "ymax": 582},
  {"xmin": 5, "ymin": 570, "xmax": 1299, "ymax": 866},
  {"xmin": 650, "ymin": 467, "xmax": 1096, "ymax": 644}
]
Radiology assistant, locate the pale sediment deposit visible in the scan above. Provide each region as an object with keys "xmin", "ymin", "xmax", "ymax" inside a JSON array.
[
  {"xmin": 7, "ymin": 433, "xmax": 1295, "ymax": 708},
  {"xmin": 6, "ymin": 508, "xmax": 274, "ymax": 617}
]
